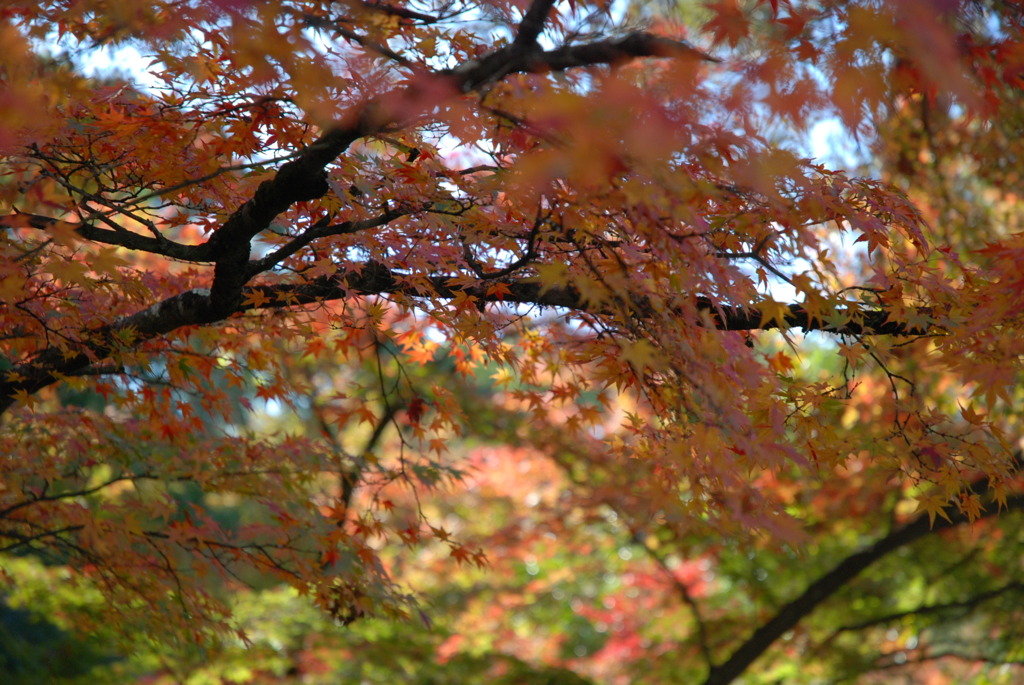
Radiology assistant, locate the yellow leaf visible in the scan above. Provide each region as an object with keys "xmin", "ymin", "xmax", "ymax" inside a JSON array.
[
  {"xmin": 10, "ymin": 388, "xmax": 36, "ymax": 408},
  {"xmin": 242, "ymin": 289, "xmax": 270, "ymax": 308},
  {"xmin": 756, "ymin": 298, "xmax": 794, "ymax": 329},
  {"xmin": 490, "ymin": 366, "xmax": 515, "ymax": 388},
  {"xmin": 915, "ymin": 493, "xmax": 952, "ymax": 527},
  {"xmin": 621, "ymin": 338, "xmax": 661, "ymax": 374},
  {"xmin": 535, "ymin": 263, "xmax": 568, "ymax": 294}
]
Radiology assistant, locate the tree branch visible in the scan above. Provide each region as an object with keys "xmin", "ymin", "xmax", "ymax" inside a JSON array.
[
  {"xmin": 359, "ymin": 1, "xmax": 440, "ymax": 24},
  {"xmin": 827, "ymin": 580, "xmax": 1024, "ymax": 637},
  {"xmin": 536, "ymin": 32, "xmax": 721, "ymax": 68},
  {"xmin": 244, "ymin": 208, "xmax": 408, "ymax": 276},
  {"xmin": 513, "ymin": 0, "xmax": 558, "ymax": 51},
  {"xmin": 235, "ymin": 265, "xmax": 930, "ymax": 336},
  {"xmin": 0, "ymin": 288, "xmax": 213, "ymax": 413},
  {"xmin": 199, "ymin": 29, "xmax": 718, "ymax": 319},
  {"xmin": 1, "ymin": 212, "xmax": 211, "ymax": 262},
  {"xmin": 701, "ymin": 490, "xmax": 1024, "ymax": 685},
  {"xmin": 0, "ymin": 257, "xmax": 935, "ymax": 416},
  {"xmin": 875, "ymin": 647, "xmax": 1024, "ymax": 669}
]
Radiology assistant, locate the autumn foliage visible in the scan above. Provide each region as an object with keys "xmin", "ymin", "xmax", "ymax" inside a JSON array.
[{"xmin": 2, "ymin": 0, "xmax": 1024, "ymax": 682}]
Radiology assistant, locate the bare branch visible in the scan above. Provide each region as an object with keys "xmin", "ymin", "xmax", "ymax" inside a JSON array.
[
  {"xmin": 359, "ymin": 1, "xmax": 440, "ymax": 24},
  {"xmin": 302, "ymin": 14, "xmax": 412, "ymax": 65},
  {"xmin": 827, "ymin": 580, "xmax": 1024, "ymax": 638},
  {"xmin": 701, "ymin": 489, "xmax": 1024, "ymax": 685},
  {"xmin": 245, "ymin": 208, "xmax": 409, "ymax": 276},
  {"xmin": 2, "ymin": 212, "xmax": 211, "ymax": 262}
]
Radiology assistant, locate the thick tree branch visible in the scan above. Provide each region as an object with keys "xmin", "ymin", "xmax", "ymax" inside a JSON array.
[
  {"xmin": 444, "ymin": 30, "xmax": 718, "ymax": 93},
  {"xmin": 0, "ymin": 263, "xmax": 935, "ymax": 415},
  {"xmin": 513, "ymin": 0, "xmax": 558, "ymax": 50},
  {"xmin": 534, "ymin": 32, "xmax": 721, "ymax": 67},
  {"xmin": 0, "ymin": 288, "xmax": 213, "ymax": 413},
  {"xmin": 234, "ymin": 266, "xmax": 930, "ymax": 336},
  {"xmin": 701, "ymin": 490, "xmax": 1024, "ymax": 685}
]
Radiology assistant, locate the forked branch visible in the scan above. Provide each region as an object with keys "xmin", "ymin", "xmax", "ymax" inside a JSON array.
[{"xmin": 702, "ymin": 488, "xmax": 1024, "ymax": 685}]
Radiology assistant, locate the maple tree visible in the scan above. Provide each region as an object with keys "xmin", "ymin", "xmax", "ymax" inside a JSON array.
[{"xmin": 2, "ymin": 0, "xmax": 1024, "ymax": 682}]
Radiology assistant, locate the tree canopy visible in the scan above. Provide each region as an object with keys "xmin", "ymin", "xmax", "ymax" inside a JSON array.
[{"xmin": 2, "ymin": 0, "xmax": 1024, "ymax": 682}]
